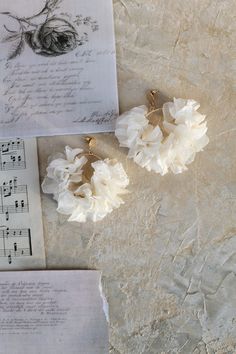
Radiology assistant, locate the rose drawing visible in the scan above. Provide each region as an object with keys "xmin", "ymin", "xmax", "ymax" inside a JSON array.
[
  {"xmin": 26, "ymin": 18, "xmax": 81, "ymax": 56},
  {"xmin": 0, "ymin": 0, "xmax": 98, "ymax": 59}
]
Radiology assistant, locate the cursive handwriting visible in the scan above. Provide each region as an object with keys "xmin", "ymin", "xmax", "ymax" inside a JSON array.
[
  {"xmin": 2, "ymin": 60, "xmax": 88, "ymax": 124},
  {"xmin": 1, "ymin": 48, "xmax": 118, "ymax": 129},
  {"xmin": 73, "ymin": 109, "xmax": 118, "ymax": 124},
  {"xmin": 0, "ymin": 280, "xmax": 69, "ymax": 333}
]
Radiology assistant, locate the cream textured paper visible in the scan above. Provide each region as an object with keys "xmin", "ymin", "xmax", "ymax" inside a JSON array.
[{"xmin": 38, "ymin": 0, "xmax": 236, "ymax": 353}]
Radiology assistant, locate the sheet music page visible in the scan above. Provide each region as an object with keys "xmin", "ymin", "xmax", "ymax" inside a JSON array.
[
  {"xmin": 0, "ymin": 270, "xmax": 108, "ymax": 354},
  {"xmin": 0, "ymin": 0, "xmax": 118, "ymax": 138},
  {"xmin": 0, "ymin": 138, "xmax": 45, "ymax": 269}
]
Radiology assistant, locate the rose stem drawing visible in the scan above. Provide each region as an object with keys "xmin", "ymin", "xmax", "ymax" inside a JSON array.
[{"xmin": 0, "ymin": 0, "xmax": 99, "ymax": 59}]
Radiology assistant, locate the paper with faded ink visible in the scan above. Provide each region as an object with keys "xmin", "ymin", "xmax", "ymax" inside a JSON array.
[
  {"xmin": 0, "ymin": 138, "xmax": 45, "ymax": 269},
  {"xmin": 0, "ymin": 270, "xmax": 108, "ymax": 354},
  {"xmin": 0, "ymin": 0, "xmax": 118, "ymax": 137}
]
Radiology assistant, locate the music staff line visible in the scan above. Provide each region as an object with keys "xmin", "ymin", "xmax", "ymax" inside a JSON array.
[
  {"xmin": 0, "ymin": 139, "xmax": 24, "ymax": 152},
  {"xmin": 0, "ymin": 139, "xmax": 26, "ymax": 171},
  {"xmin": 0, "ymin": 181, "xmax": 29, "ymax": 221},
  {"xmin": 0, "ymin": 228, "xmax": 32, "ymax": 264},
  {"xmin": 0, "ymin": 228, "xmax": 30, "ymax": 238}
]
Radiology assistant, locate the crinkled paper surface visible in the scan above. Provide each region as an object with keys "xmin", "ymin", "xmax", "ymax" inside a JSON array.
[{"xmin": 38, "ymin": 0, "xmax": 236, "ymax": 353}]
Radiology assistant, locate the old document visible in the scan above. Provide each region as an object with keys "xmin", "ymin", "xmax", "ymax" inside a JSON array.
[
  {"xmin": 0, "ymin": 138, "xmax": 45, "ymax": 269},
  {"xmin": 0, "ymin": 0, "xmax": 118, "ymax": 137},
  {"xmin": 0, "ymin": 270, "xmax": 108, "ymax": 354}
]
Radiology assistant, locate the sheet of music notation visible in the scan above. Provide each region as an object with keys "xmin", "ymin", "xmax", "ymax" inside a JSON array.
[{"xmin": 0, "ymin": 138, "xmax": 45, "ymax": 269}]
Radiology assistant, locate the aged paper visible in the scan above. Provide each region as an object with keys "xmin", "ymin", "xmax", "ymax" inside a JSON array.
[
  {"xmin": 0, "ymin": 0, "xmax": 118, "ymax": 137},
  {"xmin": 0, "ymin": 270, "xmax": 108, "ymax": 354},
  {"xmin": 0, "ymin": 138, "xmax": 45, "ymax": 269}
]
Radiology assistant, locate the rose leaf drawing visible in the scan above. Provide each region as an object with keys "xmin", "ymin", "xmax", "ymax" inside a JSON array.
[{"xmin": 8, "ymin": 37, "xmax": 25, "ymax": 60}]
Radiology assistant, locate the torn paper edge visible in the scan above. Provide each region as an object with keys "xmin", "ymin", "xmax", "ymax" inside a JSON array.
[{"xmin": 99, "ymin": 274, "xmax": 109, "ymax": 323}]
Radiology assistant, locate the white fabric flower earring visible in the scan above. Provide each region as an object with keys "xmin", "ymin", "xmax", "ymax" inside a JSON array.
[
  {"xmin": 42, "ymin": 138, "xmax": 129, "ymax": 222},
  {"xmin": 115, "ymin": 90, "xmax": 209, "ymax": 175}
]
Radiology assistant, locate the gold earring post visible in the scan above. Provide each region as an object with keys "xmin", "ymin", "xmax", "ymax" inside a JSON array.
[{"xmin": 84, "ymin": 136, "xmax": 96, "ymax": 150}]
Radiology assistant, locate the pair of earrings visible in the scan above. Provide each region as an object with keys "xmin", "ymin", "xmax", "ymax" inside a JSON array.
[{"xmin": 42, "ymin": 90, "xmax": 209, "ymax": 222}]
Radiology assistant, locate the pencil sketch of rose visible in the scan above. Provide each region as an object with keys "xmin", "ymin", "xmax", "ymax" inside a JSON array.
[
  {"xmin": 0, "ymin": 0, "xmax": 98, "ymax": 60},
  {"xmin": 26, "ymin": 18, "xmax": 82, "ymax": 56}
]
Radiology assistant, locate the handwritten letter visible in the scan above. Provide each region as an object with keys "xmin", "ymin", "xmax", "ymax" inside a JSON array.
[
  {"xmin": 0, "ymin": 271, "xmax": 108, "ymax": 354},
  {"xmin": 0, "ymin": 0, "xmax": 118, "ymax": 137}
]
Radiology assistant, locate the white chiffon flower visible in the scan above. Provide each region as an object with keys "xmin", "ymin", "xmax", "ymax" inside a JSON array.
[
  {"xmin": 42, "ymin": 147, "xmax": 129, "ymax": 222},
  {"xmin": 42, "ymin": 146, "xmax": 87, "ymax": 200},
  {"xmin": 115, "ymin": 98, "xmax": 209, "ymax": 175}
]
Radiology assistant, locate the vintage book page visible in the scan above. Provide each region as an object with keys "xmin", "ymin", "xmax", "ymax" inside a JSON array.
[
  {"xmin": 0, "ymin": 270, "xmax": 108, "ymax": 354},
  {"xmin": 0, "ymin": 138, "xmax": 45, "ymax": 269},
  {"xmin": 0, "ymin": 0, "xmax": 118, "ymax": 137}
]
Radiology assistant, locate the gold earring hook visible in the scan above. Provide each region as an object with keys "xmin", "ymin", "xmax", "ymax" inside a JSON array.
[
  {"xmin": 145, "ymin": 89, "xmax": 168, "ymax": 138},
  {"xmin": 147, "ymin": 89, "xmax": 159, "ymax": 110},
  {"xmin": 68, "ymin": 137, "xmax": 101, "ymax": 189},
  {"xmin": 146, "ymin": 89, "xmax": 163, "ymax": 117}
]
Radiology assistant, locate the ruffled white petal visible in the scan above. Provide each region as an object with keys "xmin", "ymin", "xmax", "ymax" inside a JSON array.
[
  {"xmin": 41, "ymin": 146, "xmax": 88, "ymax": 212},
  {"xmin": 65, "ymin": 146, "xmax": 83, "ymax": 162},
  {"xmin": 57, "ymin": 189, "xmax": 79, "ymax": 215},
  {"xmin": 115, "ymin": 98, "xmax": 209, "ymax": 175},
  {"xmin": 42, "ymin": 146, "xmax": 129, "ymax": 222},
  {"xmin": 115, "ymin": 105, "xmax": 148, "ymax": 148}
]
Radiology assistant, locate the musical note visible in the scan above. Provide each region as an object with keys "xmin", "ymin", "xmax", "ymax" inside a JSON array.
[
  {"xmin": 0, "ymin": 138, "xmax": 45, "ymax": 269},
  {"xmin": 0, "ymin": 139, "xmax": 26, "ymax": 171},
  {"xmin": 0, "ymin": 228, "xmax": 32, "ymax": 264},
  {"xmin": 0, "ymin": 179, "xmax": 29, "ymax": 221}
]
